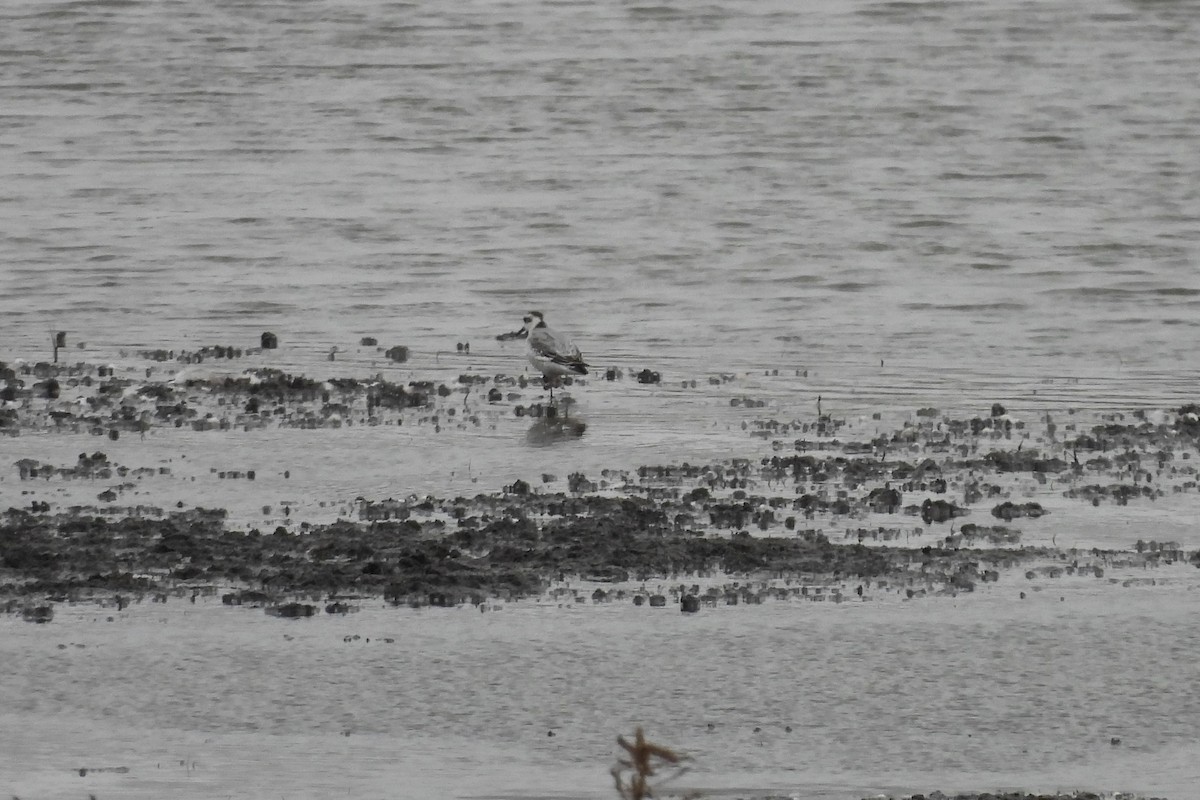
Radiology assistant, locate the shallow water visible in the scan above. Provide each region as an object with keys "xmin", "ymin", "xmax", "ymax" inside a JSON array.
[
  {"xmin": 2, "ymin": 0, "xmax": 1199, "ymax": 402},
  {"xmin": 3, "ymin": 580, "xmax": 1200, "ymax": 800},
  {"xmin": 3, "ymin": 0, "xmax": 1200, "ymax": 797}
]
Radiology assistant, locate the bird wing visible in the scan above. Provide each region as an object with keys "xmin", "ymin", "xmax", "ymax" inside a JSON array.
[{"xmin": 529, "ymin": 327, "xmax": 586, "ymax": 366}]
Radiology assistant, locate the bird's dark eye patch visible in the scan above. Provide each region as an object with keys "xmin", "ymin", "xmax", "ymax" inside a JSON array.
[{"xmin": 523, "ymin": 316, "xmax": 532, "ymax": 323}]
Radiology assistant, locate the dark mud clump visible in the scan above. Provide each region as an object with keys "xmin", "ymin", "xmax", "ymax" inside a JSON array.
[
  {"xmin": 7, "ymin": 393, "xmax": 1200, "ymax": 608},
  {"xmin": 0, "ymin": 495, "xmax": 980, "ymax": 605},
  {"xmin": 266, "ymin": 602, "xmax": 317, "ymax": 618},
  {"xmin": 0, "ymin": 486, "xmax": 1085, "ymax": 608},
  {"xmin": 992, "ymin": 501, "xmax": 1047, "ymax": 521},
  {"xmin": 1, "ymin": 359, "xmax": 446, "ymax": 437},
  {"xmin": 6, "ymin": 353, "xmax": 1200, "ymax": 614},
  {"xmin": 21, "ymin": 604, "xmax": 53, "ymax": 623}
]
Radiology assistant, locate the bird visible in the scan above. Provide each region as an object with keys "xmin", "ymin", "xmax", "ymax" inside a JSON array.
[{"xmin": 497, "ymin": 311, "xmax": 589, "ymax": 401}]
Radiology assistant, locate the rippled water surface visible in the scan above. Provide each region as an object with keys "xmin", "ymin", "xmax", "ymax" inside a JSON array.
[
  {"xmin": 3, "ymin": 0, "xmax": 1199, "ymax": 401},
  {"xmin": 3, "ymin": 0, "xmax": 1200, "ymax": 797}
]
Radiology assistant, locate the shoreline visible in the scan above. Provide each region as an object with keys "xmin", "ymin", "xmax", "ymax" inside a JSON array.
[{"xmin": 4, "ymin": 353, "xmax": 1199, "ymax": 606}]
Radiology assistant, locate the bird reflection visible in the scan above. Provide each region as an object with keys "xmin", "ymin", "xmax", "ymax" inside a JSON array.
[{"xmin": 525, "ymin": 416, "xmax": 587, "ymax": 447}]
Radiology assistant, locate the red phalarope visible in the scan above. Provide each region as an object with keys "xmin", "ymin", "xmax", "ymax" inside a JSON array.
[{"xmin": 497, "ymin": 311, "xmax": 589, "ymax": 401}]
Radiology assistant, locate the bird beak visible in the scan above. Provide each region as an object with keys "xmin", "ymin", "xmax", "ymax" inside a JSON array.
[{"xmin": 496, "ymin": 328, "xmax": 527, "ymax": 341}]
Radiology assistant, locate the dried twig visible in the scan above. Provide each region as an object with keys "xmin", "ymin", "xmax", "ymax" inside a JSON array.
[{"xmin": 611, "ymin": 727, "xmax": 693, "ymax": 800}]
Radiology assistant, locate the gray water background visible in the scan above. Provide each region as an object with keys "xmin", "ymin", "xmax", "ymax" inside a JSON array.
[
  {"xmin": 3, "ymin": 0, "xmax": 1198, "ymax": 407},
  {"xmin": 3, "ymin": 0, "xmax": 1200, "ymax": 798}
]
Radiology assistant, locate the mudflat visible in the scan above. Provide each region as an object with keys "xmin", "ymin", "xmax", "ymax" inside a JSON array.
[{"xmin": 3, "ymin": 349, "xmax": 1198, "ymax": 799}]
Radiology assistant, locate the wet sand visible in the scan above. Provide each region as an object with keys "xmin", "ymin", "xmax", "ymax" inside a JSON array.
[
  {"xmin": 3, "ymin": 347, "xmax": 1198, "ymax": 799},
  {"xmin": 4, "ymin": 591, "xmax": 1192, "ymax": 800}
]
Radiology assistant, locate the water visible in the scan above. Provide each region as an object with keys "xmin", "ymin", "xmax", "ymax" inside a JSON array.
[
  {"xmin": 3, "ymin": 0, "xmax": 1200, "ymax": 797},
  {"xmin": 3, "ymin": 582, "xmax": 1200, "ymax": 799},
  {"xmin": 3, "ymin": 0, "xmax": 1198, "ymax": 396}
]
